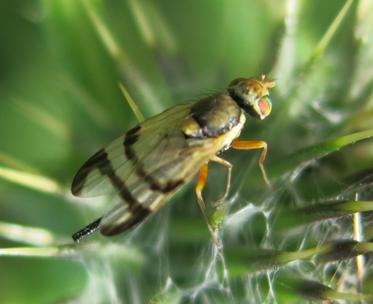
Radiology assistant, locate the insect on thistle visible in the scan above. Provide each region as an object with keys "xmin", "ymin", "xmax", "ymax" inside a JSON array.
[{"xmin": 71, "ymin": 75, "xmax": 275, "ymax": 243}]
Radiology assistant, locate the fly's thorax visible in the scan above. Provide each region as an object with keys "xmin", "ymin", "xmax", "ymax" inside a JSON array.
[
  {"xmin": 216, "ymin": 111, "xmax": 246, "ymax": 152},
  {"xmin": 181, "ymin": 93, "xmax": 242, "ymax": 139}
]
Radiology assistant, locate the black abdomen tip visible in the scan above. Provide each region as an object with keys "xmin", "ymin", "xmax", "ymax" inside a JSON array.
[{"xmin": 72, "ymin": 217, "xmax": 102, "ymax": 243}]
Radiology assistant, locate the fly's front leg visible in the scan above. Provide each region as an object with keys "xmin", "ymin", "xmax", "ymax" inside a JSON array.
[
  {"xmin": 210, "ymin": 155, "xmax": 232, "ymax": 207},
  {"xmin": 195, "ymin": 163, "xmax": 219, "ymax": 245},
  {"xmin": 231, "ymin": 140, "xmax": 271, "ymax": 187}
]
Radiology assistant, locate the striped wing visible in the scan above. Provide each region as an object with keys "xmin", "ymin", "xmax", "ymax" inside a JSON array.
[{"xmin": 72, "ymin": 103, "xmax": 219, "ymax": 236}]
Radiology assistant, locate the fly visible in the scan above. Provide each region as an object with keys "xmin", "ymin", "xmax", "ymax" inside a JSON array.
[{"xmin": 71, "ymin": 75, "xmax": 275, "ymax": 243}]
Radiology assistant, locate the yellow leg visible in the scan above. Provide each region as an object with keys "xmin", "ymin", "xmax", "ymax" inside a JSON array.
[
  {"xmin": 231, "ymin": 140, "xmax": 271, "ymax": 187},
  {"xmin": 195, "ymin": 163, "xmax": 219, "ymax": 245},
  {"xmin": 210, "ymin": 155, "xmax": 232, "ymax": 207}
]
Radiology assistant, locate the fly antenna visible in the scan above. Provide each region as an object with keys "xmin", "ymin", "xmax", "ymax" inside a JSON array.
[{"xmin": 260, "ymin": 74, "xmax": 275, "ymax": 89}]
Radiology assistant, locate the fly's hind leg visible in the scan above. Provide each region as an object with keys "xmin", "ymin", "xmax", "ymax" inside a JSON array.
[
  {"xmin": 195, "ymin": 163, "xmax": 219, "ymax": 245},
  {"xmin": 210, "ymin": 155, "xmax": 232, "ymax": 208}
]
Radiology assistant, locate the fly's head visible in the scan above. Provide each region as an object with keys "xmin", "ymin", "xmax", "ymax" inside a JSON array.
[{"xmin": 228, "ymin": 75, "xmax": 275, "ymax": 120}]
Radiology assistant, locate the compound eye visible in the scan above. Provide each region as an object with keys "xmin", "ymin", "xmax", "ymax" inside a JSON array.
[{"xmin": 258, "ymin": 96, "xmax": 272, "ymax": 117}]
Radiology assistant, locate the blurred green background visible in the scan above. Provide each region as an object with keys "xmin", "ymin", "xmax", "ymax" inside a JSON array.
[{"xmin": 1, "ymin": 0, "xmax": 373, "ymax": 303}]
